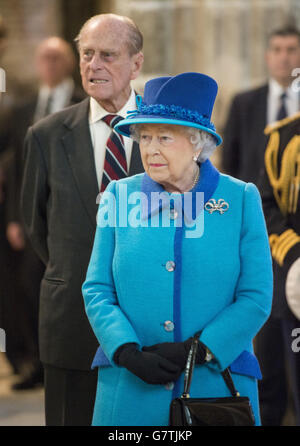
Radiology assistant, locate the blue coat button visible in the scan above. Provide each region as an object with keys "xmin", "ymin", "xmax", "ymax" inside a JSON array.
[
  {"xmin": 164, "ymin": 320, "xmax": 175, "ymax": 332},
  {"xmin": 165, "ymin": 261, "xmax": 175, "ymax": 272},
  {"xmin": 170, "ymin": 209, "xmax": 178, "ymax": 220}
]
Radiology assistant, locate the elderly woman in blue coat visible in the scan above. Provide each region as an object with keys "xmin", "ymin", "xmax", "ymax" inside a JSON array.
[{"xmin": 82, "ymin": 72, "xmax": 273, "ymax": 426}]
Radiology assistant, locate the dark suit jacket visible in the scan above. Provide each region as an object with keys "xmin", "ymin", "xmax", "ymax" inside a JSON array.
[
  {"xmin": 20, "ymin": 98, "xmax": 144, "ymax": 370},
  {"xmin": 222, "ymin": 84, "xmax": 269, "ymax": 186}
]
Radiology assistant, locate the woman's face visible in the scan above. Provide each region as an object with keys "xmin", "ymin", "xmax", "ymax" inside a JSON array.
[{"xmin": 138, "ymin": 124, "xmax": 200, "ymax": 192}]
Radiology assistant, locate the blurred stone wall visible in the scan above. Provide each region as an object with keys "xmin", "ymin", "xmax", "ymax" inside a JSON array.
[{"xmin": 0, "ymin": 0, "xmax": 62, "ymax": 97}]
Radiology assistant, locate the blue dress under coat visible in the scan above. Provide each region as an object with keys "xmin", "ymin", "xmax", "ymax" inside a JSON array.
[{"xmin": 82, "ymin": 160, "xmax": 273, "ymax": 426}]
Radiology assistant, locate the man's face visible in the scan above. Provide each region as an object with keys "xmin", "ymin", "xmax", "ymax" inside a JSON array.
[
  {"xmin": 79, "ymin": 19, "xmax": 143, "ymax": 112},
  {"xmin": 266, "ymin": 35, "xmax": 300, "ymax": 86}
]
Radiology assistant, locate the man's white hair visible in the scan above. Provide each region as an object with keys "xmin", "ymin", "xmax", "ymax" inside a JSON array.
[{"xmin": 129, "ymin": 124, "xmax": 217, "ymax": 162}]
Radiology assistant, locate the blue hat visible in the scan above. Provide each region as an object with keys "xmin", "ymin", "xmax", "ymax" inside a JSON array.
[{"xmin": 115, "ymin": 72, "xmax": 222, "ymax": 146}]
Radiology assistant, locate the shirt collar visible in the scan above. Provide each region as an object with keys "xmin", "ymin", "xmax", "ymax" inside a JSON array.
[
  {"xmin": 89, "ymin": 88, "xmax": 136, "ymax": 124},
  {"xmin": 140, "ymin": 159, "xmax": 220, "ymax": 223}
]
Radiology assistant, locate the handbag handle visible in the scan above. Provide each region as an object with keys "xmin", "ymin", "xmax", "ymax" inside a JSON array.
[
  {"xmin": 182, "ymin": 334, "xmax": 198, "ymax": 398},
  {"xmin": 182, "ymin": 332, "xmax": 240, "ymax": 398}
]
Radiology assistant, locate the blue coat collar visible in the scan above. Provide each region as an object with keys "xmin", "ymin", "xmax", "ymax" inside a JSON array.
[{"xmin": 140, "ymin": 159, "xmax": 220, "ymax": 223}]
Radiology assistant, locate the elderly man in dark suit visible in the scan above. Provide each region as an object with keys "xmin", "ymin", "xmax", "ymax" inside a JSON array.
[
  {"xmin": 222, "ymin": 26, "xmax": 300, "ymax": 185},
  {"xmin": 21, "ymin": 14, "xmax": 144, "ymax": 426}
]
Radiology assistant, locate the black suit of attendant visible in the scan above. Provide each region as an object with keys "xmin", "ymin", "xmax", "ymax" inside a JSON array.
[
  {"xmin": 222, "ymin": 84, "xmax": 269, "ymax": 185},
  {"xmin": 21, "ymin": 97, "xmax": 144, "ymax": 425}
]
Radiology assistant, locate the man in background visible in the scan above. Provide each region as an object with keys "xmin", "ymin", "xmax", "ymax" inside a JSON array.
[
  {"xmin": 4, "ymin": 36, "xmax": 85, "ymax": 391},
  {"xmin": 21, "ymin": 14, "xmax": 144, "ymax": 425},
  {"xmin": 222, "ymin": 26, "xmax": 300, "ymax": 185}
]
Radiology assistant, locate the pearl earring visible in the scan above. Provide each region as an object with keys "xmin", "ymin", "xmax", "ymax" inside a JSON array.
[{"xmin": 193, "ymin": 155, "xmax": 198, "ymax": 162}]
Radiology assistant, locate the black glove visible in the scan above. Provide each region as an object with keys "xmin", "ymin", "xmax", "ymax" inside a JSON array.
[
  {"xmin": 142, "ymin": 338, "xmax": 207, "ymax": 371},
  {"xmin": 114, "ymin": 343, "xmax": 182, "ymax": 384}
]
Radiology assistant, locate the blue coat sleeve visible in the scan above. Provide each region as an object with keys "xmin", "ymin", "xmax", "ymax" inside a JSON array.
[
  {"xmin": 82, "ymin": 180, "xmax": 141, "ymax": 365},
  {"xmin": 200, "ymin": 182, "xmax": 273, "ymax": 371}
]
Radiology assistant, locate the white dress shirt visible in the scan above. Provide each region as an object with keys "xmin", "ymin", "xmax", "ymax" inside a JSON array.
[
  {"xmin": 34, "ymin": 77, "xmax": 75, "ymax": 122},
  {"xmin": 267, "ymin": 78, "xmax": 299, "ymax": 125},
  {"xmin": 89, "ymin": 88, "xmax": 137, "ymax": 188}
]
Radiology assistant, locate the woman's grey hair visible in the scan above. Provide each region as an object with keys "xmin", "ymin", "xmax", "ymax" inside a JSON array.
[{"xmin": 130, "ymin": 124, "xmax": 217, "ymax": 162}]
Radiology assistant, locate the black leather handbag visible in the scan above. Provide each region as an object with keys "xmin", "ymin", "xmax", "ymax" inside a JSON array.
[{"xmin": 169, "ymin": 333, "xmax": 256, "ymax": 426}]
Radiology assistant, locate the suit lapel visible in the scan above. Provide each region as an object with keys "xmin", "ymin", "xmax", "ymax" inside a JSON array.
[{"xmin": 61, "ymin": 98, "xmax": 99, "ymax": 228}]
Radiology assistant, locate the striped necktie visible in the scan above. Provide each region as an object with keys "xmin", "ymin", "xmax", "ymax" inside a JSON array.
[{"xmin": 100, "ymin": 114, "xmax": 128, "ymax": 192}]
